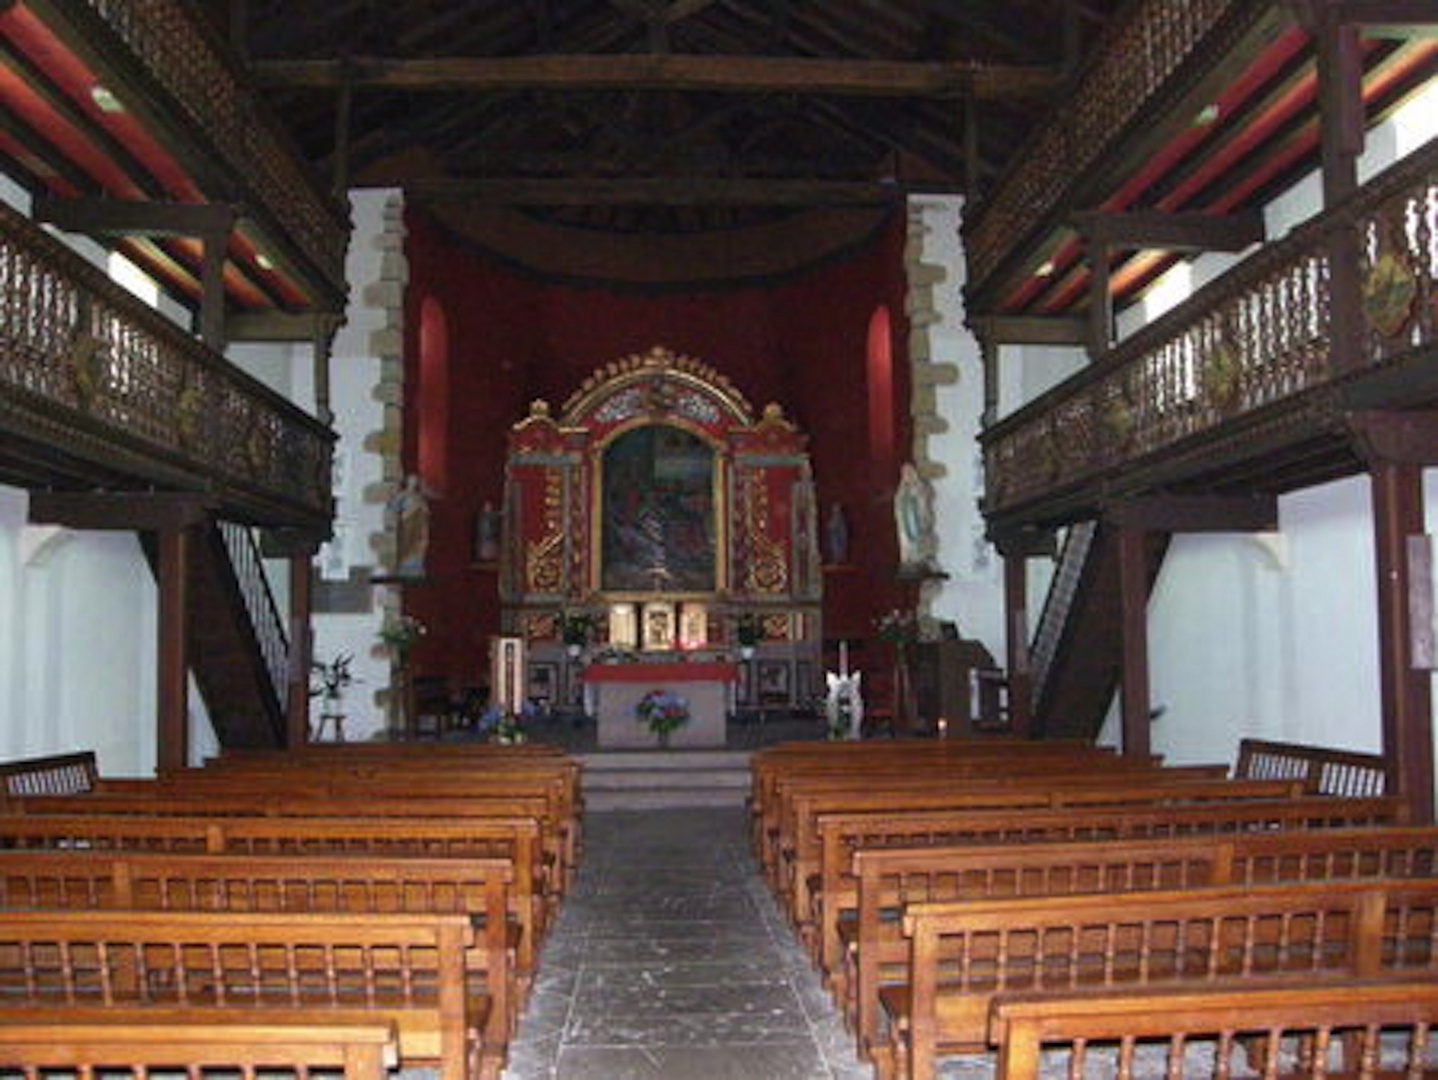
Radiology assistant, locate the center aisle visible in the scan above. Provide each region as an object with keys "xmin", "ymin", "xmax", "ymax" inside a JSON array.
[{"xmin": 501, "ymin": 807, "xmax": 873, "ymax": 1079}]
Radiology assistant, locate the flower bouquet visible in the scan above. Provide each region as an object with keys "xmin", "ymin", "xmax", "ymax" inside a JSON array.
[
  {"xmin": 378, "ymin": 614, "xmax": 426, "ymax": 664},
  {"xmin": 478, "ymin": 704, "xmax": 527, "ymax": 745},
  {"xmin": 636, "ymin": 688, "xmax": 689, "ymax": 747}
]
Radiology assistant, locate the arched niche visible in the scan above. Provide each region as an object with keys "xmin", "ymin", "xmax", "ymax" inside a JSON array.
[{"xmin": 499, "ymin": 346, "xmax": 823, "ymax": 711}]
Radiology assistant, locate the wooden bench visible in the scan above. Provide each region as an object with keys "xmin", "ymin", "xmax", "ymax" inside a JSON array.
[
  {"xmin": 843, "ymin": 823, "xmax": 1438, "ymax": 1059},
  {"xmin": 0, "ymin": 750, "xmax": 98, "ymax": 804},
  {"xmin": 95, "ymin": 767, "xmax": 582, "ymax": 891},
  {"xmin": 1235, "ymin": 736, "xmax": 1388, "ymax": 797},
  {"xmin": 0, "ymin": 812, "xmax": 548, "ymax": 971},
  {"xmin": 808, "ymin": 793, "xmax": 1406, "ymax": 991},
  {"xmin": 0, "ymin": 1015, "xmax": 398, "ymax": 1078},
  {"xmin": 782, "ymin": 772, "xmax": 1297, "ymax": 926},
  {"xmin": 990, "ymin": 978, "xmax": 1438, "ymax": 1080},
  {"xmin": 885, "ymin": 877, "xmax": 1438, "ymax": 1080},
  {"xmin": 0, "ymin": 907, "xmax": 492, "ymax": 1080},
  {"xmin": 761, "ymin": 758, "xmax": 1223, "ymax": 888},
  {"xmin": 0, "ymin": 847, "xmax": 518, "ymax": 1047}
]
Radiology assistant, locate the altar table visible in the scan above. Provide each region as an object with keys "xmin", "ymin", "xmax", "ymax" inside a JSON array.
[{"xmin": 582, "ymin": 662, "xmax": 738, "ymax": 748}]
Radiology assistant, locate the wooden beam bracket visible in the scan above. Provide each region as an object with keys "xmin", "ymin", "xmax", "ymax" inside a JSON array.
[
  {"xmin": 1104, "ymin": 494, "xmax": 1279, "ymax": 533},
  {"xmin": 29, "ymin": 492, "xmax": 218, "ymax": 533},
  {"xmin": 1348, "ymin": 410, "xmax": 1438, "ymax": 466},
  {"xmin": 1070, "ymin": 208, "xmax": 1266, "ymax": 253}
]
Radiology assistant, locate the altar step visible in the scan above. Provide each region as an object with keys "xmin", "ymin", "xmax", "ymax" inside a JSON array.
[{"xmin": 578, "ymin": 749, "xmax": 752, "ymax": 810}]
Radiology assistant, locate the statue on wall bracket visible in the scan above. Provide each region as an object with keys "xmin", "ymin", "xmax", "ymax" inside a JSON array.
[{"xmin": 895, "ymin": 462, "xmax": 940, "ymax": 576}]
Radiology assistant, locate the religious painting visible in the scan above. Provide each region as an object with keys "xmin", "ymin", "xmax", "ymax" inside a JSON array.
[
  {"xmin": 758, "ymin": 660, "xmax": 791, "ymax": 704},
  {"xmin": 642, "ymin": 601, "xmax": 676, "ymax": 651},
  {"xmin": 601, "ymin": 424, "xmax": 716, "ymax": 592}
]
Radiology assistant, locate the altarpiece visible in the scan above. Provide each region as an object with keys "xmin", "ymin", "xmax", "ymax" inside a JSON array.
[{"xmin": 498, "ymin": 346, "xmax": 822, "ymax": 738}]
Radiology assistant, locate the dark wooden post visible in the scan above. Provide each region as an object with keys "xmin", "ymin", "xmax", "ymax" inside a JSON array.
[
  {"xmin": 1003, "ymin": 553, "xmax": 1033, "ymax": 737},
  {"xmin": 286, "ymin": 549, "xmax": 316, "ymax": 748},
  {"xmin": 1087, "ymin": 239, "xmax": 1113, "ymax": 360},
  {"xmin": 157, "ymin": 524, "xmax": 193, "ymax": 772},
  {"xmin": 1370, "ymin": 459, "xmax": 1434, "ymax": 823},
  {"xmin": 1116, "ymin": 525, "xmax": 1152, "ymax": 759}
]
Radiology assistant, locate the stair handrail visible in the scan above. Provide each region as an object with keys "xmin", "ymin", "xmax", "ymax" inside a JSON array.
[
  {"xmin": 1029, "ymin": 519, "xmax": 1098, "ymax": 698},
  {"xmin": 218, "ymin": 520, "xmax": 290, "ymax": 710}
]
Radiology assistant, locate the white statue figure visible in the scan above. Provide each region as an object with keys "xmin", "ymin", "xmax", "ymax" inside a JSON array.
[
  {"xmin": 825, "ymin": 670, "xmax": 863, "ymax": 740},
  {"xmin": 894, "ymin": 462, "xmax": 938, "ymax": 572},
  {"xmin": 391, "ymin": 474, "xmax": 431, "ymax": 578}
]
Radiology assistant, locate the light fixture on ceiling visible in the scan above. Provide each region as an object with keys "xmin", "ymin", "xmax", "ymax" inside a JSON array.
[
  {"xmin": 1192, "ymin": 103, "xmax": 1220, "ymax": 126},
  {"xmin": 90, "ymin": 84, "xmax": 124, "ymax": 114},
  {"xmin": 255, "ymin": 252, "xmax": 275, "ymax": 270},
  {"xmin": 1035, "ymin": 259, "xmax": 1056, "ymax": 277}
]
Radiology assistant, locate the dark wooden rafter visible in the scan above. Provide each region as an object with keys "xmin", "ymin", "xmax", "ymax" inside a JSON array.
[
  {"xmin": 404, "ymin": 175, "xmax": 943, "ymax": 205},
  {"xmin": 32, "ymin": 196, "xmax": 238, "ymax": 239},
  {"xmin": 972, "ymin": 314, "xmax": 1089, "ymax": 346},
  {"xmin": 251, "ymin": 53, "xmax": 1064, "ymax": 99},
  {"xmin": 0, "ymin": 111, "xmax": 99, "ymax": 195},
  {"xmin": 1070, "ymin": 209, "xmax": 1266, "ymax": 251}
]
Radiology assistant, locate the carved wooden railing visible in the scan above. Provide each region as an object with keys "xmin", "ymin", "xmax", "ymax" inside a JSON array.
[
  {"xmin": 982, "ymin": 137, "xmax": 1437, "ymax": 523},
  {"xmin": 962, "ymin": 0, "xmax": 1271, "ymax": 302},
  {"xmin": 0, "ymin": 202, "xmax": 334, "ymax": 525},
  {"xmin": 55, "ymin": 0, "xmax": 350, "ymax": 301}
]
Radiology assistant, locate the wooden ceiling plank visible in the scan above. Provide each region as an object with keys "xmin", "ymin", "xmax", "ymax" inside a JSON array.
[
  {"xmin": 0, "ymin": 38, "xmax": 164, "ymax": 200},
  {"xmin": 0, "ymin": 110, "xmax": 98, "ymax": 194},
  {"xmin": 972, "ymin": 315, "xmax": 1090, "ymax": 347},
  {"xmin": 251, "ymin": 53, "xmax": 1063, "ymax": 99}
]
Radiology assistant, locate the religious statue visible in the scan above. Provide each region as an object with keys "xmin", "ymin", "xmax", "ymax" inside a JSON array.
[
  {"xmin": 390, "ymin": 474, "xmax": 431, "ymax": 578},
  {"xmin": 825, "ymin": 670, "xmax": 863, "ymax": 740},
  {"xmin": 475, "ymin": 500, "xmax": 502, "ymax": 563},
  {"xmin": 894, "ymin": 462, "xmax": 938, "ymax": 573},
  {"xmin": 823, "ymin": 502, "xmax": 850, "ymax": 565}
]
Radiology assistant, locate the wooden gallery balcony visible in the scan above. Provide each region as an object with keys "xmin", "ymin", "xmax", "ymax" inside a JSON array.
[
  {"xmin": 0, "ymin": 202, "xmax": 334, "ymax": 528},
  {"xmin": 981, "ymin": 136, "xmax": 1437, "ymax": 533}
]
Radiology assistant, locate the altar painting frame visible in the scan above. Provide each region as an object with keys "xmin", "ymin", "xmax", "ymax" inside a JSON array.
[{"xmin": 590, "ymin": 417, "xmax": 730, "ymax": 598}]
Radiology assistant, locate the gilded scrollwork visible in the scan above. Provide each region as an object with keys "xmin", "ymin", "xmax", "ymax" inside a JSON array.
[
  {"xmin": 740, "ymin": 469, "xmax": 788, "ymax": 594},
  {"xmin": 525, "ymin": 467, "xmax": 566, "ymax": 593}
]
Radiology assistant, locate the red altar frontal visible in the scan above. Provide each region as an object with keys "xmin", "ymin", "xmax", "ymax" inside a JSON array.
[
  {"xmin": 497, "ymin": 346, "xmax": 823, "ymax": 722},
  {"xmin": 582, "ymin": 662, "xmax": 738, "ymax": 748}
]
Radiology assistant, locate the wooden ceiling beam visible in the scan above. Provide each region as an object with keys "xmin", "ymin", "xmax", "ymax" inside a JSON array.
[
  {"xmin": 1071, "ymin": 209, "xmax": 1266, "ymax": 252},
  {"xmin": 251, "ymin": 53, "xmax": 1062, "ymax": 100},
  {"xmin": 971, "ymin": 315, "xmax": 1089, "ymax": 347},
  {"xmin": 33, "ymin": 196, "xmax": 239, "ymax": 239},
  {"xmin": 1105, "ymin": 494, "xmax": 1279, "ymax": 533},
  {"xmin": 403, "ymin": 175, "xmax": 954, "ymax": 206}
]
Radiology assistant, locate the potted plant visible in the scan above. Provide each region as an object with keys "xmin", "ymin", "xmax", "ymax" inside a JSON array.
[
  {"xmin": 735, "ymin": 613, "xmax": 763, "ymax": 660},
  {"xmin": 635, "ymin": 688, "xmax": 689, "ymax": 748},
  {"xmin": 309, "ymin": 653, "xmax": 355, "ymax": 741},
  {"xmin": 378, "ymin": 614, "xmax": 426, "ymax": 667},
  {"xmin": 561, "ymin": 611, "xmax": 597, "ymax": 658}
]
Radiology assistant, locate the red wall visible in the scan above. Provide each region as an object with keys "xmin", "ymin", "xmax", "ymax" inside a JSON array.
[{"xmin": 401, "ymin": 207, "xmax": 912, "ymax": 688}]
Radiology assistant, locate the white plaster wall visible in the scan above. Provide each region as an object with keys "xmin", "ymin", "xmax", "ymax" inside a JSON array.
[
  {"xmin": 913, "ymin": 197, "xmax": 1006, "ymax": 663},
  {"xmin": 0, "ymin": 486, "xmax": 161, "ymax": 775},
  {"xmin": 308, "ymin": 189, "xmax": 400, "ymax": 740}
]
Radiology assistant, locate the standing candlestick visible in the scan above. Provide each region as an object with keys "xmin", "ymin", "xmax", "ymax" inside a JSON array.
[{"xmin": 838, "ymin": 640, "xmax": 849, "ymax": 677}]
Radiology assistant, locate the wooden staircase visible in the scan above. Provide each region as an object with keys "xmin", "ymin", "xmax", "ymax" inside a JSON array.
[
  {"xmin": 143, "ymin": 521, "xmax": 286, "ymax": 750},
  {"xmin": 1032, "ymin": 522, "xmax": 1169, "ymax": 741}
]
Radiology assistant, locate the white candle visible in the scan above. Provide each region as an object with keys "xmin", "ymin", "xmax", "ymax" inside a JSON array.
[{"xmin": 839, "ymin": 640, "xmax": 849, "ymax": 677}]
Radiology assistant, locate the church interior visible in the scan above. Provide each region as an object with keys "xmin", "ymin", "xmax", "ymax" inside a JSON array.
[{"xmin": 0, "ymin": 0, "xmax": 1436, "ymax": 1076}]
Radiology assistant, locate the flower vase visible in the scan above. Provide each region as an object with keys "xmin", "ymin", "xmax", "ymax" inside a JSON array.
[{"xmin": 657, "ymin": 729, "xmax": 671, "ymax": 749}]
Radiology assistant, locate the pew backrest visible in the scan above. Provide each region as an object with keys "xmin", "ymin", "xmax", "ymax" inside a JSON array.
[{"xmin": 1235, "ymin": 737, "xmax": 1387, "ymax": 797}]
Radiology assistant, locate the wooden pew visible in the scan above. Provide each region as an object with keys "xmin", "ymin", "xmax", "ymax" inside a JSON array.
[
  {"xmin": 781, "ymin": 772, "xmax": 1296, "ymax": 925},
  {"xmin": 0, "ymin": 750, "xmax": 98, "ymax": 803},
  {"xmin": 990, "ymin": 978, "xmax": 1438, "ymax": 1080},
  {"xmin": 843, "ymin": 823, "xmax": 1438, "ymax": 1059},
  {"xmin": 0, "ymin": 848, "xmax": 518, "ymax": 1047},
  {"xmin": 1235, "ymin": 736, "xmax": 1388, "ymax": 797},
  {"xmin": 884, "ymin": 877, "xmax": 1438, "ymax": 1080},
  {"xmin": 94, "ymin": 766, "xmax": 582, "ymax": 890},
  {"xmin": 0, "ymin": 908, "xmax": 492, "ymax": 1080},
  {"xmin": 13, "ymin": 788, "xmax": 572, "ymax": 901},
  {"xmin": 0, "ymin": 1016, "xmax": 398, "ymax": 1078},
  {"xmin": 0, "ymin": 812, "xmax": 548, "ymax": 971},
  {"xmin": 805, "ymin": 792, "xmax": 1402, "ymax": 982},
  {"xmin": 760, "ymin": 758, "xmax": 1221, "ymax": 887}
]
